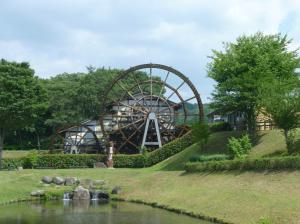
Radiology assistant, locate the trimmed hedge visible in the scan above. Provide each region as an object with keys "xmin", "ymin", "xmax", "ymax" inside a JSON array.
[
  {"xmin": 35, "ymin": 154, "xmax": 107, "ymax": 169},
  {"xmin": 1, "ymin": 131, "xmax": 194, "ymax": 169},
  {"xmin": 113, "ymin": 154, "xmax": 146, "ymax": 168},
  {"xmin": 185, "ymin": 156, "xmax": 300, "ymax": 172},
  {"xmin": 189, "ymin": 154, "xmax": 230, "ymax": 163},
  {"xmin": 145, "ymin": 131, "xmax": 193, "ymax": 166}
]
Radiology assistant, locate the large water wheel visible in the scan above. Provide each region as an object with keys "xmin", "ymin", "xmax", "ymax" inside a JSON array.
[{"xmin": 100, "ymin": 63, "xmax": 204, "ymax": 153}]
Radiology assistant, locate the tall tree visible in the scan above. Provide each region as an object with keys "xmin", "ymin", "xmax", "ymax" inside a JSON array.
[
  {"xmin": 0, "ymin": 59, "xmax": 47, "ymax": 168},
  {"xmin": 261, "ymin": 79, "xmax": 300, "ymax": 154},
  {"xmin": 208, "ymin": 32, "xmax": 300, "ymax": 134}
]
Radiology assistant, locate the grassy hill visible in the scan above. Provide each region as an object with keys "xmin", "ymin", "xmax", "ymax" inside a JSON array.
[{"xmin": 151, "ymin": 129, "xmax": 300, "ymax": 171}]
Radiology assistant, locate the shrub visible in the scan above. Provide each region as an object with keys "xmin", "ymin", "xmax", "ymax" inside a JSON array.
[
  {"xmin": 190, "ymin": 123, "xmax": 210, "ymax": 145},
  {"xmin": 145, "ymin": 131, "xmax": 193, "ymax": 166},
  {"xmin": 209, "ymin": 122, "xmax": 232, "ymax": 132},
  {"xmin": 1, "ymin": 158, "xmax": 24, "ymax": 170},
  {"xmin": 185, "ymin": 156, "xmax": 300, "ymax": 172},
  {"xmin": 189, "ymin": 154, "xmax": 230, "ymax": 162},
  {"xmin": 227, "ymin": 134, "xmax": 252, "ymax": 158},
  {"xmin": 23, "ymin": 150, "xmax": 39, "ymax": 168}
]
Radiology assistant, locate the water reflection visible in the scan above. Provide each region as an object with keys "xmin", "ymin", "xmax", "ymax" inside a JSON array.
[{"xmin": 0, "ymin": 201, "xmax": 212, "ymax": 224}]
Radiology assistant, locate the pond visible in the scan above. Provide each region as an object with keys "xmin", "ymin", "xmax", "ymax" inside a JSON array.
[{"xmin": 0, "ymin": 200, "xmax": 212, "ymax": 224}]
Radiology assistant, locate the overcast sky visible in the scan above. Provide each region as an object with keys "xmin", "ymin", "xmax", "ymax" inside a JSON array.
[{"xmin": 1, "ymin": 0, "xmax": 300, "ymax": 103}]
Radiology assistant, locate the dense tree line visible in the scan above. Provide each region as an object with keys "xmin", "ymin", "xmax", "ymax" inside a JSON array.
[
  {"xmin": 3, "ymin": 66, "xmax": 122, "ymax": 151},
  {"xmin": 3, "ymin": 65, "xmax": 163, "ymax": 151}
]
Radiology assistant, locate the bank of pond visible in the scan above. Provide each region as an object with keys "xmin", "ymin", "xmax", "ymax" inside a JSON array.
[{"xmin": 0, "ymin": 200, "xmax": 213, "ymax": 224}]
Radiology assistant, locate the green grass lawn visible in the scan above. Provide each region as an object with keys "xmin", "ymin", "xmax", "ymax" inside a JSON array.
[
  {"xmin": 1, "ymin": 168, "xmax": 300, "ymax": 224},
  {"xmin": 1, "ymin": 129, "xmax": 300, "ymax": 223},
  {"xmin": 249, "ymin": 129, "xmax": 300, "ymax": 158}
]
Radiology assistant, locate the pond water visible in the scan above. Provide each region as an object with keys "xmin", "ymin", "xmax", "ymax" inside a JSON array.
[{"xmin": 0, "ymin": 200, "xmax": 212, "ymax": 224}]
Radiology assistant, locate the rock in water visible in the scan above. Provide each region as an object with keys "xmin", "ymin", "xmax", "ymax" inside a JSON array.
[
  {"xmin": 98, "ymin": 191, "xmax": 109, "ymax": 200},
  {"xmin": 91, "ymin": 190, "xmax": 109, "ymax": 201},
  {"xmin": 64, "ymin": 177, "xmax": 77, "ymax": 186},
  {"xmin": 53, "ymin": 176, "xmax": 65, "ymax": 185},
  {"xmin": 41, "ymin": 176, "xmax": 53, "ymax": 184},
  {"xmin": 111, "ymin": 186, "xmax": 122, "ymax": 194},
  {"xmin": 31, "ymin": 190, "xmax": 45, "ymax": 197},
  {"xmin": 73, "ymin": 186, "xmax": 90, "ymax": 200}
]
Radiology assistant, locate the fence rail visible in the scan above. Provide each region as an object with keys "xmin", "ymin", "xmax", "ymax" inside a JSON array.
[
  {"xmin": 256, "ymin": 121, "xmax": 276, "ymax": 131},
  {"xmin": 233, "ymin": 121, "xmax": 276, "ymax": 131}
]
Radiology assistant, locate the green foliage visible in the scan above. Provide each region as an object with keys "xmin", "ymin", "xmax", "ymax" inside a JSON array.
[
  {"xmin": 0, "ymin": 59, "xmax": 48, "ymax": 130},
  {"xmin": 228, "ymin": 134, "xmax": 252, "ymax": 158},
  {"xmin": 240, "ymin": 134, "xmax": 252, "ymax": 152},
  {"xmin": 189, "ymin": 154, "xmax": 230, "ymax": 162},
  {"xmin": 185, "ymin": 156, "xmax": 300, "ymax": 172},
  {"xmin": 190, "ymin": 122, "xmax": 210, "ymax": 145},
  {"xmin": 0, "ymin": 59, "xmax": 47, "ymax": 168},
  {"xmin": 114, "ymin": 154, "xmax": 146, "ymax": 168},
  {"xmin": 1, "ymin": 158, "xmax": 24, "ymax": 170},
  {"xmin": 258, "ymin": 218, "xmax": 272, "ymax": 224},
  {"xmin": 35, "ymin": 154, "xmax": 106, "ymax": 168},
  {"xmin": 209, "ymin": 122, "xmax": 232, "ymax": 132},
  {"xmin": 41, "ymin": 68, "xmax": 120, "ymax": 126},
  {"xmin": 261, "ymin": 79, "xmax": 300, "ymax": 154},
  {"xmin": 145, "ymin": 131, "xmax": 193, "ymax": 166},
  {"xmin": 23, "ymin": 150, "xmax": 38, "ymax": 168},
  {"xmin": 208, "ymin": 32, "xmax": 300, "ymax": 134},
  {"xmin": 138, "ymin": 146, "xmax": 148, "ymax": 156}
]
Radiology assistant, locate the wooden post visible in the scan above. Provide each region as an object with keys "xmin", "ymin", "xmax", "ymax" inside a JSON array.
[{"xmin": 107, "ymin": 141, "xmax": 114, "ymax": 168}]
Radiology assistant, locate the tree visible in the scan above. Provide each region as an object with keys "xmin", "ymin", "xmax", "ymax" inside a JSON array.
[
  {"xmin": 41, "ymin": 68, "xmax": 121, "ymax": 127},
  {"xmin": 208, "ymin": 32, "xmax": 300, "ymax": 135},
  {"xmin": 261, "ymin": 80, "xmax": 300, "ymax": 154},
  {"xmin": 0, "ymin": 59, "xmax": 47, "ymax": 169},
  {"xmin": 41, "ymin": 67, "xmax": 163, "ymax": 128}
]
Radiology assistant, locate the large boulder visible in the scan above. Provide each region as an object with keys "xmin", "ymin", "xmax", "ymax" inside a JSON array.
[
  {"xmin": 41, "ymin": 176, "xmax": 53, "ymax": 184},
  {"xmin": 73, "ymin": 186, "xmax": 90, "ymax": 200},
  {"xmin": 31, "ymin": 190, "xmax": 45, "ymax": 197},
  {"xmin": 93, "ymin": 162, "xmax": 107, "ymax": 168},
  {"xmin": 53, "ymin": 176, "xmax": 65, "ymax": 185},
  {"xmin": 111, "ymin": 186, "xmax": 122, "ymax": 195},
  {"xmin": 64, "ymin": 177, "xmax": 78, "ymax": 186}
]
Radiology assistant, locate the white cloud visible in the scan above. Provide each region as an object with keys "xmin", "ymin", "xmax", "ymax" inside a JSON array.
[{"xmin": 1, "ymin": 0, "xmax": 300, "ymax": 102}]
